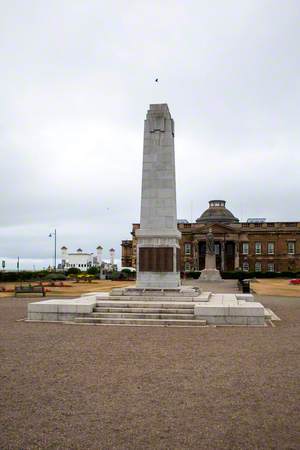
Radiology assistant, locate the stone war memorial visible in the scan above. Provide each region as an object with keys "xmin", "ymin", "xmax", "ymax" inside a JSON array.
[
  {"xmin": 27, "ymin": 104, "xmax": 277, "ymax": 326},
  {"xmin": 135, "ymin": 104, "xmax": 181, "ymax": 289}
]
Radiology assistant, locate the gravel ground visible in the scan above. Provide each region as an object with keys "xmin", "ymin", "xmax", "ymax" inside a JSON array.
[{"xmin": 0, "ymin": 296, "xmax": 299, "ymax": 450}]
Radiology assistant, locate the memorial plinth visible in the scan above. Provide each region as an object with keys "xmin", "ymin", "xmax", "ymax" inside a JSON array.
[
  {"xmin": 200, "ymin": 229, "xmax": 222, "ymax": 281},
  {"xmin": 135, "ymin": 104, "xmax": 181, "ymax": 289}
]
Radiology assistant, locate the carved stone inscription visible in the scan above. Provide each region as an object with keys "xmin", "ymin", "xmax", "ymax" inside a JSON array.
[{"xmin": 139, "ymin": 247, "xmax": 173, "ymax": 272}]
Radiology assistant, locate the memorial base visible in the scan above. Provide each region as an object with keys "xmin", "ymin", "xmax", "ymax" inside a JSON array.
[
  {"xmin": 200, "ymin": 269, "xmax": 223, "ymax": 281},
  {"xmin": 136, "ymin": 272, "xmax": 181, "ymax": 289},
  {"xmin": 109, "ymin": 286, "xmax": 200, "ymax": 297}
]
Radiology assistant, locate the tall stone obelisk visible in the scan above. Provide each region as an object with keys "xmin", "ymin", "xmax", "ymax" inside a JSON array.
[{"xmin": 136, "ymin": 104, "xmax": 181, "ymax": 289}]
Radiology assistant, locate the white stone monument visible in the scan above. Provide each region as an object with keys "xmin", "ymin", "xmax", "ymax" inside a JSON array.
[
  {"xmin": 200, "ymin": 228, "xmax": 222, "ymax": 281},
  {"xmin": 27, "ymin": 103, "xmax": 273, "ymax": 326},
  {"xmin": 135, "ymin": 104, "xmax": 181, "ymax": 289}
]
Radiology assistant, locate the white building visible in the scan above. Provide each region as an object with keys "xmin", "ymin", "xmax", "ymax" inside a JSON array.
[{"xmin": 60, "ymin": 246, "xmax": 116, "ymax": 271}]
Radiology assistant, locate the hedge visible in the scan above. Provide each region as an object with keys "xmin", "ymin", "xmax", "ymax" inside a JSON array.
[
  {"xmin": 44, "ymin": 273, "xmax": 67, "ymax": 281},
  {"xmin": 0, "ymin": 271, "xmax": 49, "ymax": 282},
  {"xmin": 181, "ymin": 271, "xmax": 300, "ymax": 280},
  {"xmin": 220, "ymin": 271, "xmax": 300, "ymax": 280}
]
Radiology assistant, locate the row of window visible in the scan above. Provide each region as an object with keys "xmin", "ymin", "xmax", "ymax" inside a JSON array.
[
  {"xmin": 66, "ymin": 263, "xmax": 90, "ymax": 268},
  {"xmin": 184, "ymin": 262, "xmax": 276, "ymax": 272},
  {"xmin": 242, "ymin": 241, "xmax": 295, "ymax": 255},
  {"xmin": 242, "ymin": 262, "xmax": 275, "ymax": 272},
  {"xmin": 184, "ymin": 242, "xmax": 296, "ymax": 255},
  {"xmin": 242, "ymin": 223, "xmax": 297, "ymax": 228}
]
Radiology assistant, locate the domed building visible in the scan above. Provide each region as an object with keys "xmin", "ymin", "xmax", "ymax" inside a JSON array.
[
  {"xmin": 196, "ymin": 200, "xmax": 239, "ymax": 224},
  {"xmin": 122, "ymin": 200, "xmax": 300, "ymax": 273}
]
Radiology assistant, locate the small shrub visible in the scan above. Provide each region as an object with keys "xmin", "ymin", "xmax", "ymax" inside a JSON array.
[
  {"xmin": 190, "ymin": 271, "xmax": 200, "ymax": 279},
  {"xmin": 121, "ymin": 268, "xmax": 133, "ymax": 275},
  {"xmin": 87, "ymin": 266, "xmax": 100, "ymax": 275},
  {"xmin": 44, "ymin": 273, "xmax": 67, "ymax": 281},
  {"xmin": 66, "ymin": 268, "xmax": 81, "ymax": 276}
]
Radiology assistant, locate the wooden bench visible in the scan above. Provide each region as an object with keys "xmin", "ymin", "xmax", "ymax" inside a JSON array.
[
  {"xmin": 238, "ymin": 279, "xmax": 251, "ymax": 293},
  {"xmin": 15, "ymin": 285, "xmax": 46, "ymax": 297}
]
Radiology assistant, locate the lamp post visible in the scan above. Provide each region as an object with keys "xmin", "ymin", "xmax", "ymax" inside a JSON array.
[{"xmin": 49, "ymin": 229, "xmax": 57, "ymax": 271}]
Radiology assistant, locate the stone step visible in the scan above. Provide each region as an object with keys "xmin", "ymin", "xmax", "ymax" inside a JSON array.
[
  {"xmin": 97, "ymin": 295, "xmax": 205, "ymax": 303},
  {"xmin": 94, "ymin": 307, "xmax": 194, "ymax": 314},
  {"xmin": 74, "ymin": 317, "xmax": 207, "ymax": 326},
  {"xmin": 91, "ymin": 312, "xmax": 195, "ymax": 320},
  {"xmin": 95, "ymin": 301, "xmax": 195, "ymax": 309}
]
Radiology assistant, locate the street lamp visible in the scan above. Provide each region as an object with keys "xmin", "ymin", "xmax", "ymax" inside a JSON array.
[{"xmin": 49, "ymin": 229, "xmax": 57, "ymax": 271}]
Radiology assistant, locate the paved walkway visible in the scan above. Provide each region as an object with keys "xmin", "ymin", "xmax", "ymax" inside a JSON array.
[{"xmin": 182, "ymin": 278, "xmax": 239, "ymax": 293}]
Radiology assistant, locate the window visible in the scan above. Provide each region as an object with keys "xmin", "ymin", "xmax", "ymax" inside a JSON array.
[
  {"xmin": 287, "ymin": 242, "xmax": 295, "ymax": 254},
  {"xmin": 255, "ymin": 262, "xmax": 261, "ymax": 272},
  {"xmin": 214, "ymin": 244, "xmax": 220, "ymax": 255},
  {"xmin": 267, "ymin": 242, "xmax": 274, "ymax": 255},
  {"xmin": 255, "ymin": 242, "xmax": 261, "ymax": 254},
  {"xmin": 184, "ymin": 243, "xmax": 191, "ymax": 255},
  {"xmin": 185, "ymin": 262, "xmax": 191, "ymax": 271},
  {"xmin": 242, "ymin": 242, "xmax": 249, "ymax": 255},
  {"xmin": 243, "ymin": 262, "xmax": 249, "ymax": 272},
  {"xmin": 267, "ymin": 263, "xmax": 274, "ymax": 272}
]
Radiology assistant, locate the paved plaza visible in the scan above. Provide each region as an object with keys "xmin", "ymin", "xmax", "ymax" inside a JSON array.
[
  {"xmin": 183, "ymin": 278, "xmax": 240, "ymax": 293},
  {"xmin": 1, "ymin": 293, "xmax": 299, "ymax": 449}
]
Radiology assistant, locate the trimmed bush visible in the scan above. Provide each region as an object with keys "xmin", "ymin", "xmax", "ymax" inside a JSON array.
[
  {"xmin": 190, "ymin": 271, "xmax": 201, "ymax": 279},
  {"xmin": 220, "ymin": 271, "xmax": 300, "ymax": 280},
  {"xmin": 87, "ymin": 266, "xmax": 100, "ymax": 275},
  {"xmin": 0, "ymin": 271, "xmax": 50, "ymax": 282},
  {"xmin": 44, "ymin": 273, "xmax": 67, "ymax": 281},
  {"xmin": 66, "ymin": 268, "xmax": 81, "ymax": 275},
  {"xmin": 121, "ymin": 268, "xmax": 133, "ymax": 275}
]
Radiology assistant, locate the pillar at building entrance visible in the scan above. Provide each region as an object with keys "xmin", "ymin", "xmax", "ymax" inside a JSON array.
[
  {"xmin": 136, "ymin": 104, "xmax": 181, "ymax": 288},
  {"xmin": 200, "ymin": 229, "xmax": 222, "ymax": 281}
]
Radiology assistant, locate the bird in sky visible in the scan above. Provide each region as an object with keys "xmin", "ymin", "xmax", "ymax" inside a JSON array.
[{"xmin": 155, "ymin": 78, "xmax": 158, "ymax": 82}]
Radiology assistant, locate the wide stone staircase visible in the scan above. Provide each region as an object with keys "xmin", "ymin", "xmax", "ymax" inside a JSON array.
[{"xmin": 74, "ymin": 300, "xmax": 207, "ymax": 327}]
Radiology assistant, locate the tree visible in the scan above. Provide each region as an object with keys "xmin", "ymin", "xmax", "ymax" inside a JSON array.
[
  {"xmin": 66, "ymin": 267, "xmax": 81, "ymax": 275},
  {"xmin": 87, "ymin": 266, "xmax": 100, "ymax": 275}
]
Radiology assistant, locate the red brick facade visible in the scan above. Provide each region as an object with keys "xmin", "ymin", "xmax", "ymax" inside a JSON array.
[{"xmin": 122, "ymin": 221, "xmax": 300, "ymax": 273}]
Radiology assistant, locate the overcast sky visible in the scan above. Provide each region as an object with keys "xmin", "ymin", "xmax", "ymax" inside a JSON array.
[{"xmin": 1, "ymin": 0, "xmax": 300, "ymax": 270}]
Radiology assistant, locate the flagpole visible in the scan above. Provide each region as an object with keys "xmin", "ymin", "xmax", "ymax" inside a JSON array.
[{"xmin": 49, "ymin": 230, "xmax": 57, "ymax": 271}]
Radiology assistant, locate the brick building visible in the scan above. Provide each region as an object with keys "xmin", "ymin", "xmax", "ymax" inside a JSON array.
[{"xmin": 121, "ymin": 200, "xmax": 300, "ymax": 273}]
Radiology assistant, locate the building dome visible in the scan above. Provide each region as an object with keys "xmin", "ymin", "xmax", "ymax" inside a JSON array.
[{"xmin": 196, "ymin": 200, "xmax": 239, "ymax": 224}]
